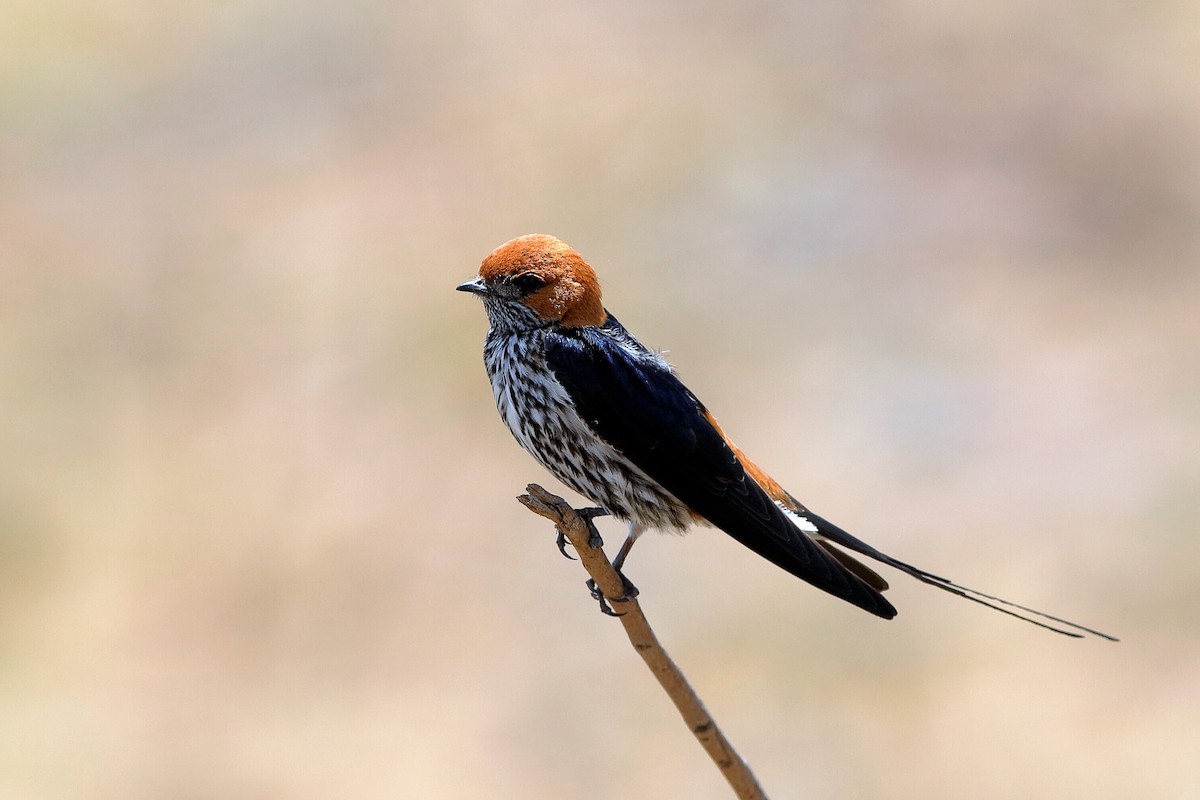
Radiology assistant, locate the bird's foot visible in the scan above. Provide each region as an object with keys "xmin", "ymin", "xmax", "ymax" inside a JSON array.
[
  {"xmin": 553, "ymin": 506, "xmax": 609, "ymax": 559},
  {"xmin": 576, "ymin": 507, "xmax": 610, "ymax": 520},
  {"xmin": 552, "ymin": 510, "xmax": 609, "ymax": 561},
  {"xmin": 586, "ymin": 573, "xmax": 639, "ymax": 617},
  {"xmin": 576, "ymin": 507, "xmax": 609, "ymax": 549}
]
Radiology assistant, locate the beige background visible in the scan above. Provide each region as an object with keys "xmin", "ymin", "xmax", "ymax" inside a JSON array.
[{"xmin": 3, "ymin": 1, "xmax": 1197, "ymax": 798}]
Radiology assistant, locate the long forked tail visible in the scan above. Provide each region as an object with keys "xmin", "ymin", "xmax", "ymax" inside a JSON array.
[{"xmin": 807, "ymin": 512, "xmax": 1118, "ymax": 641}]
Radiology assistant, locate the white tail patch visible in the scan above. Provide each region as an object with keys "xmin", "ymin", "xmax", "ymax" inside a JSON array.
[{"xmin": 777, "ymin": 502, "xmax": 819, "ymax": 533}]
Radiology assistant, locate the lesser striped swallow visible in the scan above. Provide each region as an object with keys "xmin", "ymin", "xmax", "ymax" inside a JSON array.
[{"xmin": 458, "ymin": 234, "xmax": 1115, "ymax": 639}]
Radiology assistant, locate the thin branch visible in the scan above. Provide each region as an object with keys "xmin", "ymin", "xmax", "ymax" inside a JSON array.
[{"xmin": 518, "ymin": 484, "xmax": 768, "ymax": 800}]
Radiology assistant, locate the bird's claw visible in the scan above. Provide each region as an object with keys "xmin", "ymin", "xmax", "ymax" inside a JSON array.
[
  {"xmin": 555, "ymin": 529, "xmax": 576, "ymax": 560},
  {"xmin": 586, "ymin": 574, "xmax": 639, "ymax": 617},
  {"xmin": 554, "ymin": 507, "xmax": 609, "ymax": 559},
  {"xmin": 586, "ymin": 579, "xmax": 621, "ymax": 616}
]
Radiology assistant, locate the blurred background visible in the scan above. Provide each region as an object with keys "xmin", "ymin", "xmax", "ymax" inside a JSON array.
[{"xmin": 2, "ymin": 1, "xmax": 1197, "ymax": 798}]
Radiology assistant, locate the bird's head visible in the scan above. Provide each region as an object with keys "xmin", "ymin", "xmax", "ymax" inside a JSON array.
[{"xmin": 457, "ymin": 234, "xmax": 606, "ymax": 331}]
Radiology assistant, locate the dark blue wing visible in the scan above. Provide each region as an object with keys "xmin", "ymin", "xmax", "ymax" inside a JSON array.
[{"xmin": 545, "ymin": 315, "xmax": 896, "ymax": 619}]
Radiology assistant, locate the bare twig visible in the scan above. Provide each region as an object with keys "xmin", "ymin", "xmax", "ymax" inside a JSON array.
[{"xmin": 518, "ymin": 484, "xmax": 768, "ymax": 800}]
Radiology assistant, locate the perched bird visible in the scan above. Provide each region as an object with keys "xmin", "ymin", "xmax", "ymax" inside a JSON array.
[{"xmin": 458, "ymin": 234, "xmax": 1115, "ymax": 639}]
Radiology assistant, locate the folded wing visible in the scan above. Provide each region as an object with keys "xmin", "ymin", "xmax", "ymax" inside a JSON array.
[{"xmin": 545, "ymin": 316, "xmax": 896, "ymax": 620}]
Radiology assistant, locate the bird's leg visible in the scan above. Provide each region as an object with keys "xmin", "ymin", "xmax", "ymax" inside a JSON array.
[
  {"xmin": 611, "ymin": 524, "xmax": 641, "ymax": 602},
  {"xmin": 611, "ymin": 526, "xmax": 638, "ymax": 573},
  {"xmin": 555, "ymin": 506, "xmax": 609, "ymax": 559},
  {"xmin": 587, "ymin": 522, "xmax": 643, "ymax": 615}
]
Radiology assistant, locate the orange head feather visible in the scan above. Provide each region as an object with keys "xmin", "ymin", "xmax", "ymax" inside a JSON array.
[{"xmin": 477, "ymin": 234, "xmax": 606, "ymax": 328}]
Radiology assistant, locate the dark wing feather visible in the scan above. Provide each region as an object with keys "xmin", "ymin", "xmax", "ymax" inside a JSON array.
[{"xmin": 545, "ymin": 317, "xmax": 896, "ymax": 620}]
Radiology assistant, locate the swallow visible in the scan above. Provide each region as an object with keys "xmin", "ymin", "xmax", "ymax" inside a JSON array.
[{"xmin": 458, "ymin": 234, "xmax": 1115, "ymax": 639}]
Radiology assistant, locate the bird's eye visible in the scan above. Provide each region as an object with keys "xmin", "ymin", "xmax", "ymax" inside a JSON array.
[{"xmin": 512, "ymin": 272, "xmax": 547, "ymax": 293}]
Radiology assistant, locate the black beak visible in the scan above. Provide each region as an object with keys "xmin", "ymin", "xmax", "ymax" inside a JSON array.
[{"xmin": 456, "ymin": 277, "xmax": 491, "ymax": 296}]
